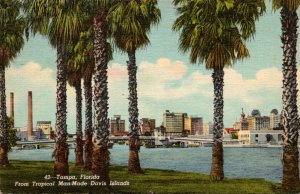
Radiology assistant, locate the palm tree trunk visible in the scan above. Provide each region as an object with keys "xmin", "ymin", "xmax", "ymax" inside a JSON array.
[
  {"xmin": 75, "ymin": 81, "xmax": 84, "ymax": 166},
  {"xmin": 92, "ymin": 9, "xmax": 110, "ymax": 184},
  {"xmin": 84, "ymin": 78, "xmax": 93, "ymax": 170},
  {"xmin": 0, "ymin": 64, "xmax": 8, "ymax": 165},
  {"xmin": 127, "ymin": 49, "xmax": 143, "ymax": 174},
  {"xmin": 280, "ymin": 7, "xmax": 300, "ymax": 191},
  {"xmin": 53, "ymin": 44, "xmax": 69, "ymax": 175},
  {"xmin": 210, "ymin": 69, "xmax": 224, "ymax": 181}
]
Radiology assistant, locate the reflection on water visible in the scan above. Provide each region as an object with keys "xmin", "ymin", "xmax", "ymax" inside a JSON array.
[{"xmin": 8, "ymin": 145, "xmax": 289, "ymax": 182}]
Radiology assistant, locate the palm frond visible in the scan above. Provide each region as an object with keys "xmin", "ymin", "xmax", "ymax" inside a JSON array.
[
  {"xmin": 109, "ymin": 0, "xmax": 161, "ymax": 52},
  {"xmin": 172, "ymin": 0, "xmax": 265, "ymax": 70}
]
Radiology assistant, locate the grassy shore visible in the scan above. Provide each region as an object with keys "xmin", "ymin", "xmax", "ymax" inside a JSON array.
[{"xmin": 0, "ymin": 160, "xmax": 283, "ymax": 193}]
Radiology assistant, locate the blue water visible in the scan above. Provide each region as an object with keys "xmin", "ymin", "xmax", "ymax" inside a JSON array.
[{"xmin": 8, "ymin": 145, "xmax": 290, "ymax": 182}]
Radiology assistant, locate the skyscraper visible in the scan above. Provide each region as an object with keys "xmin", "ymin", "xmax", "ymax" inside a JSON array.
[{"xmin": 163, "ymin": 110, "xmax": 186, "ymax": 135}]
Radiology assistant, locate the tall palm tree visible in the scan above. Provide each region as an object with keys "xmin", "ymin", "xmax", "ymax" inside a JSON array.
[
  {"xmin": 67, "ymin": 54, "xmax": 84, "ymax": 166},
  {"xmin": 0, "ymin": 0, "xmax": 25, "ymax": 165},
  {"xmin": 173, "ymin": 0, "xmax": 265, "ymax": 180},
  {"xmin": 74, "ymin": 28, "xmax": 95, "ymax": 170},
  {"xmin": 23, "ymin": 0, "xmax": 84, "ymax": 175},
  {"xmin": 88, "ymin": 0, "xmax": 114, "ymax": 183},
  {"xmin": 109, "ymin": 0, "xmax": 161, "ymax": 174},
  {"xmin": 273, "ymin": 0, "xmax": 300, "ymax": 191}
]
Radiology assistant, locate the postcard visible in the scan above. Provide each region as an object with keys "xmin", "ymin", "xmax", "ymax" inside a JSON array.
[{"xmin": 0, "ymin": 0, "xmax": 299, "ymax": 193}]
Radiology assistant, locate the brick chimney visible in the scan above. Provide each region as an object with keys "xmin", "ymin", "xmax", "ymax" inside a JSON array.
[
  {"xmin": 10, "ymin": 92, "xmax": 14, "ymax": 128},
  {"xmin": 28, "ymin": 91, "xmax": 33, "ymax": 139}
]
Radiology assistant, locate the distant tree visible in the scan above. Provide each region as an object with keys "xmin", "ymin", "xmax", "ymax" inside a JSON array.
[
  {"xmin": 231, "ymin": 133, "xmax": 238, "ymax": 140},
  {"xmin": 6, "ymin": 117, "xmax": 17, "ymax": 152}
]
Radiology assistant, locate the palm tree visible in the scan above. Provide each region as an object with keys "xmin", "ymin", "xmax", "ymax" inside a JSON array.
[
  {"xmin": 74, "ymin": 28, "xmax": 95, "ymax": 170},
  {"xmin": 67, "ymin": 53, "xmax": 84, "ymax": 166},
  {"xmin": 173, "ymin": 0, "xmax": 265, "ymax": 180},
  {"xmin": 0, "ymin": 0, "xmax": 25, "ymax": 165},
  {"xmin": 88, "ymin": 0, "xmax": 114, "ymax": 183},
  {"xmin": 273, "ymin": 0, "xmax": 300, "ymax": 191},
  {"xmin": 23, "ymin": 0, "xmax": 85, "ymax": 175},
  {"xmin": 109, "ymin": 0, "xmax": 161, "ymax": 174}
]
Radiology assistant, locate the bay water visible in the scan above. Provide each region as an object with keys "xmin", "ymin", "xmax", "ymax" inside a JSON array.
[{"xmin": 8, "ymin": 145, "xmax": 288, "ymax": 182}]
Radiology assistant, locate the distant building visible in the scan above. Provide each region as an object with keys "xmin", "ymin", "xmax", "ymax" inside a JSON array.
[
  {"xmin": 16, "ymin": 127, "xmax": 41, "ymax": 141},
  {"xmin": 184, "ymin": 116, "xmax": 203, "ymax": 135},
  {"xmin": 36, "ymin": 121, "xmax": 52, "ymax": 139},
  {"xmin": 270, "ymin": 109, "xmax": 280, "ymax": 129},
  {"xmin": 224, "ymin": 128, "xmax": 239, "ymax": 134},
  {"xmin": 238, "ymin": 130, "xmax": 283, "ymax": 145},
  {"xmin": 163, "ymin": 110, "xmax": 186, "ymax": 135},
  {"xmin": 246, "ymin": 109, "xmax": 270, "ymax": 130},
  {"xmin": 203, "ymin": 122, "xmax": 213, "ymax": 135},
  {"xmin": 140, "ymin": 118, "xmax": 156, "ymax": 135},
  {"xmin": 233, "ymin": 109, "xmax": 249, "ymax": 131},
  {"xmin": 109, "ymin": 115, "xmax": 125, "ymax": 135}
]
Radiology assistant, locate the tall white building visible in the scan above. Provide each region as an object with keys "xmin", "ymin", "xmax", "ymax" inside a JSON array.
[{"xmin": 270, "ymin": 109, "xmax": 280, "ymax": 129}]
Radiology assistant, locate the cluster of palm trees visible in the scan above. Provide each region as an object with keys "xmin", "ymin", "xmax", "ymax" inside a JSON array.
[{"xmin": 0, "ymin": 0, "xmax": 299, "ymax": 192}]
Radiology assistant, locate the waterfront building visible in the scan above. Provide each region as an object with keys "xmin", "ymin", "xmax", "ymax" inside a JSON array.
[
  {"xmin": 233, "ymin": 109, "xmax": 249, "ymax": 131},
  {"xmin": 184, "ymin": 116, "xmax": 203, "ymax": 135},
  {"xmin": 246, "ymin": 109, "xmax": 270, "ymax": 130},
  {"xmin": 163, "ymin": 110, "xmax": 186, "ymax": 135},
  {"xmin": 36, "ymin": 121, "xmax": 52, "ymax": 139},
  {"xmin": 270, "ymin": 109, "xmax": 280, "ymax": 129},
  {"xmin": 109, "ymin": 115, "xmax": 125, "ymax": 135},
  {"xmin": 238, "ymin": 130, "xmax": 283, "ymax": 145},
  {"xmin": 203, "ymin": 122, "xmax": 213, "ymax": 135},
  {"xmin": 140, "ymin": 118, "xmax": 156, "ymax": 135}
]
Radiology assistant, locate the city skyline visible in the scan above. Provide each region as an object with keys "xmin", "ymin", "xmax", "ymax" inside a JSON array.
[{"xmin": 5, "ymin": 0, "xmax": 300, "ymax": 133}]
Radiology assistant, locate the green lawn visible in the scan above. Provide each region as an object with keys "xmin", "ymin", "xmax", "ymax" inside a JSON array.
[{"xmin": 0, "ymin": 160, "xmax": 282, "ymax": 193}]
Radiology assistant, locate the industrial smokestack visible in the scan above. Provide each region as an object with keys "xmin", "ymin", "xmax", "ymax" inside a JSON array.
[
  {"xmin": 28, "ymin": 91, "xmax": 33, "ymax": 139},
  {"xmin": 10, "ymin": 92, "xmax": 14, "ymax": 128}
]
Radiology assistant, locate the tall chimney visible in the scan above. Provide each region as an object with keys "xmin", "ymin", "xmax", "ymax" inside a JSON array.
[
  {"xmin": 10, "ymin": 92, "xmax": 14, "ymax": 128},
  {"xmin": 27, "ymin": 91, "xmax": 33, "ymax": 139}
]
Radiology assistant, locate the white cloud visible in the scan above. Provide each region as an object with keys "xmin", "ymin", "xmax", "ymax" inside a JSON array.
[
  {"xmin": 224, "ymin": 67, "xmax": 282, "ymax": 105},
  {"xmin": 137, "ymin": 58, "xmax": 212, "ymax": 99},
  {"xmin": 106, "ymin": 59, "xmax": 286, "ymax": 105}
]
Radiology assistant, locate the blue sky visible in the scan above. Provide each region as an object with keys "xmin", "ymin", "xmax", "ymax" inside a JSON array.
[{"xmin": 6, "ymin": 1, "xmax": 300, "ymax": 133}]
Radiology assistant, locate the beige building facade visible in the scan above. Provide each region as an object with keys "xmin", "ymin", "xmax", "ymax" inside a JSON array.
[{"xmin": 163, "ymin": 110, "xmax": 186, "ymax": 135}]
